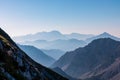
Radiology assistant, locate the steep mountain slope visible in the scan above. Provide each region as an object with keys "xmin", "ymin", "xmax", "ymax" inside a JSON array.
[
  {"xmin": 20, "ymin": 39, "xmax": 86, "ymax": 51},
  {"xmin": 52, "ymin": 38, "xmax": 120, "ymax": 80},
  {"xmin": 86, "ymin": 32, "xmax": 120, "ymax": 43},
  {"xmin": 41, "ymin": 49, "xmax": 65, "ymax": 60},
  {"xmin": 18, "ymin": 45, "xmax": 55, "ymax": 67},
  {"xmin": 0, "ymin": 28, "xmax": 68, "ymax": 80}
]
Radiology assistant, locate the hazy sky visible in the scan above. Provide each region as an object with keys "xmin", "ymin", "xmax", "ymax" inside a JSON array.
[{"xmin": 0, "ymin": 0, "xmax": 120, "ymax": 37}]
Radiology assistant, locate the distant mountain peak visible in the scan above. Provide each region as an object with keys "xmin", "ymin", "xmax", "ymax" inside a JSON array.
[
  {"xmin": 51, "ymin": 30, "xmax": 61, "ymax": 33},
  {"xmin": 36, "ymin": 30, "xmax": 61, "ymax": 35},
  {"xmin": 102, "ymin": 32, "xmax": 109, "ymax": 34},
  {"xmin": 86, "ymin": 32, "xmax": 120, "ymax": 43},
  {"xmin": 100, "ymin": 32, "xmax": 111, "ymax": 36}
]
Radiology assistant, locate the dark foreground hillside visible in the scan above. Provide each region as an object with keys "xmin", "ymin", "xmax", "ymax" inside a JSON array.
[{"xmin": 0, "ymin": 28, "xmax": 68, "ymax": 80}]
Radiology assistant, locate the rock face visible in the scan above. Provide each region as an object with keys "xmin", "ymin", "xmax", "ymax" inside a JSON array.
[
  {"xmin": 52, "ymin": 38, "xmax": 120, "ymax": 80},
  {"xmin": 0, "ymin": 28, "xmax": 68, "ymax": 80}
]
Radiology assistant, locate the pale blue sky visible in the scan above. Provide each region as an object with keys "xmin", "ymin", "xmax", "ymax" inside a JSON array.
[{"xmin": 0, "ymin": 0, "xmax": 120, "ymax": 37}]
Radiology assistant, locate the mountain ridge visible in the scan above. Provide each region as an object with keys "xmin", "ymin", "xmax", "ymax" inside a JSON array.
[
  {"xmin": 18, "ymin": 44, "xmax": 56, "ymax": 67},
  {"xmin": 20, "ymin": 39, "xmax": 86, "ymax": 51},
  {"xmin": 13, "ymin": 31, "xmax": 94, "ymax": 42},
  {"xmin": 52, "ymin": 38, "xmax": 120, "ymax": 80}
]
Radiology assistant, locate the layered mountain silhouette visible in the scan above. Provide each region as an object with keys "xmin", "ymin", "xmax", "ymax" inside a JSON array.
[
  {"xmin": 20, "ymin": 39, "xmax": 86, "ymax": 51},
  {"xmin": 41, "ymin": 49, "xmax": 65, "ymax": 60},
  {"xmin": 13, "ymin": 31, "xmax": 94, "ymax": 42},
  {"xmin": 0, "ymin": 28, "xmax": 68, "ymax": 80},
  {"xmin": 66, "ymin": 33, "xmax": 94, "ymax": 40},
  {"xmin": 86, "ymin": 32, "xmax": 120, "ymax": 43},
  {"xmin": 15, "ymin": 31, "xmax": 120, "ymax": 52},
  {"xmin": 18, "ymin": 45, "xmax": 55, "ymax": 67},
  {"xmin": 52, "ymin": 38, "xmax": 120, "ymax": 80}
]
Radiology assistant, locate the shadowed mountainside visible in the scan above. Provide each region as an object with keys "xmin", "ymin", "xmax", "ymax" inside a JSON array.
[
  {"xmin": 52, "ymin": 38, "xmax": 120, "ymax": 80},
  {"xmin": 0, "ymin": 28, "xmax": 68, "ymax": 80}
]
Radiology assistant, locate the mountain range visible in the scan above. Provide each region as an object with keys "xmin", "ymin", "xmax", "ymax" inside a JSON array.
[
  {"xmin": 20, "ymin": 39, "xmax": 86, "ymax": 51},
  {"xmin": 15, "ymin": 31, "xmax": 120, "ymax": 52},
  {"xmin": 0, "ymin": 28, "xmax": 67, "ymax": 80},
  {"xmin": 13, "ymin": 31, "xmax": 94, "ymax": 42},
  {"xmin": 18, "ymin": 45, "xmax": 55, "ymax": 67},
  {"xmin": 11, "ymin": 29, "xmax": 120, "ymax": 80},
  {"xmin": 65, "ymin": 33, "xmax": 94, "ymax": 40},
  {"xmin": 52, "ymin": 38, "xmax": 120, "ymax": 80}
]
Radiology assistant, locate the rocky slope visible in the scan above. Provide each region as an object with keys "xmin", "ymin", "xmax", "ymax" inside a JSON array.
[
  {"xmin": 52, "ymin": 38, "xmax": 120, "ymax": 80},
  {"xmin": 0, "ymin": 28, "xmax": 68, "ymax": 80}
]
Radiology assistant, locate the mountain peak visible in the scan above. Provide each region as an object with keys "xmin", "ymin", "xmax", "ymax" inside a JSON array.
[
  {"xmin": 50, "ymin": 30, "xmax": 62, "ymax": 35},
  {"xmin": 100, "ymin": 32, "xmax": 111, "ymax": 36},
  {"xmin": 35, "ymin": 30, "xmax": 61, "ymax": 35},
  {"xmin": 51, "ymin": 30, "xmax": 60, "ymax": 33},
  {"xmin": 86, "ymin": 32, "xmax": 120, "ymax": 43}
]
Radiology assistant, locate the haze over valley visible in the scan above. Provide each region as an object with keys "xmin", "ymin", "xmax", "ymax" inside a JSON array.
[{"xmin": 0, "ymin": 0, "xmax": 120, "ymax": 80}]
